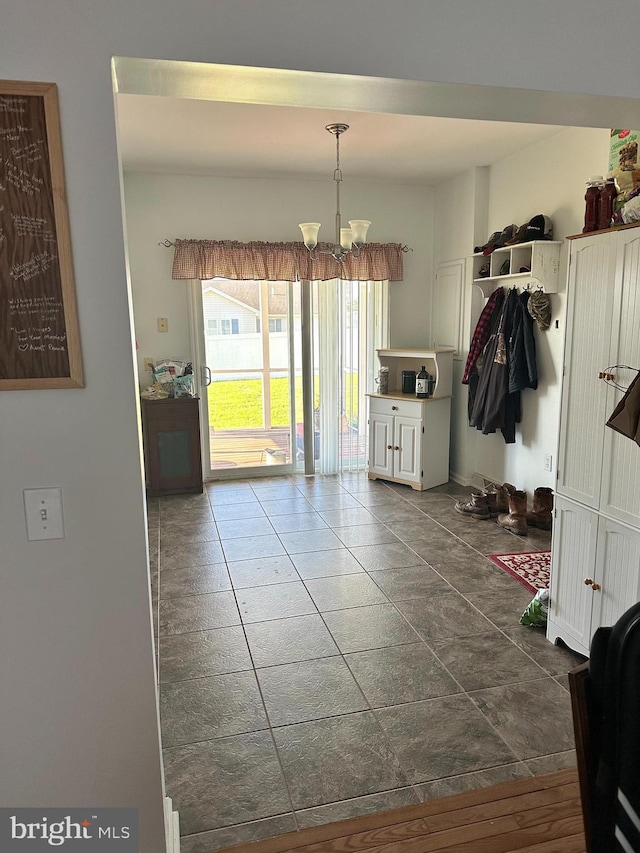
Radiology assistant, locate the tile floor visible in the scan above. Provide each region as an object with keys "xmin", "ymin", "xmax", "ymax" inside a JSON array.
[{"xmin": 146, "ymin": 474, "xmax": 584, "ymax": 853}]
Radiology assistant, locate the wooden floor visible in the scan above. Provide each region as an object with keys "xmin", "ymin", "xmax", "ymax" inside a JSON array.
[{"xmin": 222, "ymin": 769, "xmax": 585, "ymax": 853}]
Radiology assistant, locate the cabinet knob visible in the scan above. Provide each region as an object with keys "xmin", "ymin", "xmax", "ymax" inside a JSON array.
[
  {"xmin": 584, "ymin": 578, "xmax": 594, "ymax": 586},
  {"xmin": 394, "ymin": 445, "xmax": 400, "ymax": 451},
  {"xmin": 391, "ymin": 405, "xmax": 398, "ymax": 411},
  {"xmin": 387, "ymin": 445, "xmax": 393, "ymax": 450},
  {"xmin": 591, "ymin": 582, "xmax": 602, "ymax": 591}
]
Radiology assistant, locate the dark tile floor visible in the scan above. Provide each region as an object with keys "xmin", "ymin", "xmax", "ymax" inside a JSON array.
[{"xmin": 146, "ymin": 475, "xmax": 584, "ymax": 853}]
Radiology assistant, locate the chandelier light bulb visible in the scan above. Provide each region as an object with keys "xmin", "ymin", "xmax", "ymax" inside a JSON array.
[
  {"xmin": 299, "ymin": 222, "xmax": 321, "ymax": 250},
  {"xmin": 348, "ymin": 220, "xmax": 371, "ymax": 247},
  {"xmin": 340, "ymin": 228, "xmax": 353, "ymax": 251}
]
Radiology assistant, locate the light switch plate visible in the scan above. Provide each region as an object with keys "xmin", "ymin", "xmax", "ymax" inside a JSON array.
[{"xmin": 24, "ymin": 487, "xmax": 65, "ymax": 540}]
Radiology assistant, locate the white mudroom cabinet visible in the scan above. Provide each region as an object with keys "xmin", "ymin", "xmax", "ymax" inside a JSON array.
[
  {"xmin": 547, "ymin": 225, "xmax": 640, "ymax": 656},
  {"xmin": 366, "ymin": 348, "xmax": 453, "ymax": 491}
]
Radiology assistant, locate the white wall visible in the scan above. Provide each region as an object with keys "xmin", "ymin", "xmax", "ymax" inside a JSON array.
[
  {"xmin": 435, "ymin": 127, "xmax": 611, "ymax": 492},
  {"xmin": 1, "ymin": 2, "xmax": 638, "ymax": 850},
  {"xmin": 123, "ymin": 171, "xmax": 434, "ymax": 373}
]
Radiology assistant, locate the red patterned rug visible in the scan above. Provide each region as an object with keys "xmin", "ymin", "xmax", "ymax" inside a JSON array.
[{"xmin": 486, "ymin": 551, "xmax": 551, "ymax": 595}]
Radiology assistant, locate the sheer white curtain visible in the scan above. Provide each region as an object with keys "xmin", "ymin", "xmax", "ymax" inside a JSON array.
[{"xmin": 315, "ymin": 279, "xmax": 389, "ymax": 474}]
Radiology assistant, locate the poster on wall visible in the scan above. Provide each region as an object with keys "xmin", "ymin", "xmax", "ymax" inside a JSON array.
[{"xmin": 0, "ymin": 80, "xmax": 83, "ymax": 389}]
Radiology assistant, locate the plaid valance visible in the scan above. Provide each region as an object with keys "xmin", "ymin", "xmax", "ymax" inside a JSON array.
[{"xmin": 171, "ymin": 239, "xmax": 404, "ymax": 282}]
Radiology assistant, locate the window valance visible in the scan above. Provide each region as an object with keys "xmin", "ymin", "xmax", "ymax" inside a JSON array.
[{"xmin": 171, "ymin": 239, "xmax": 404, "ymax": 282}]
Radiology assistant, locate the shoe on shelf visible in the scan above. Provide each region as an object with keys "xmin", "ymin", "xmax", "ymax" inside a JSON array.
[
  {"xmin": 527, "ymin": 487, "xmax": 554, "ymax": 530},
  {"xmin": 455, "ymin": 491, "xmax": 490, "ymax": 520},
  {"xmin": 497, "ymin": 489, "xmax": 528, "ymax": 535}
]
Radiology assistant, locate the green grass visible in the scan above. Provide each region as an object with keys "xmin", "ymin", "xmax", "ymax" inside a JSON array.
[{"xmin": 207, "ymin": 376, "xmax": 356, "ymax": 430}]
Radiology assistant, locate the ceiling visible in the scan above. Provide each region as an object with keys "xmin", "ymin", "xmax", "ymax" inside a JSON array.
[{"xmin": 116, "ymin": 95, "xmax": 564, "ymax": 186}]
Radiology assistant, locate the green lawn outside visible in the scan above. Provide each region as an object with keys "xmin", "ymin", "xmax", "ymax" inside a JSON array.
[{"xmin": 207, "ymin": 376, "xmax": 357, "ymax": 430}]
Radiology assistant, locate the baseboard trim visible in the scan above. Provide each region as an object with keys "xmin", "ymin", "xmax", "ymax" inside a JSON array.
[
  {"xmin": 164, "ymin": 796, "xmax": 180, "ymax": 853},
  {"xmin": 449, "ymin": 471, "xmax": 474, "ymax": 487}
]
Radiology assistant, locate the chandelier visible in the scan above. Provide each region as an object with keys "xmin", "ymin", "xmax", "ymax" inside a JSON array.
[{"xmin": 299, "ymin": 123, "xmax": 371, "ymax": 263}]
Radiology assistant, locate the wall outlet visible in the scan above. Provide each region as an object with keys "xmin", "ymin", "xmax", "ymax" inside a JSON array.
[
  {"xmin": 544, "ymin": 453, "xmax": 553, "ymax": 472},
  {"xmin": 144, "ymin": 357, "xmax": 154, "ymax": 373},
  {"xmin": 157, "ymin": 317, "xmax": 168, "ymax": 333}
]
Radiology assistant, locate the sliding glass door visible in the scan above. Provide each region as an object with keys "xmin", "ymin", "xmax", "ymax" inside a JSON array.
[
  {"xmin": 190, "ymin": 279, "xmax": 301, "ymax": 478},
  {"xmin": 189, "ymin": 277, "xmax": 388, "ymax": 481},
  {"xmin": 313, "ymin": 278, "xmax": 388, "ymax": 474}
]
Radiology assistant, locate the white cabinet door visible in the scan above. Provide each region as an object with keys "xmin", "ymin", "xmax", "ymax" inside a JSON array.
[
  {"xmin": 395, "ymin": 416, "xmax": 422, "ymax": 484},
  {"xmin": 547, "ymin": 496, "xmax": 598, "ymax": 655},
  {"xmin": 591, "ymin": 515, "xmax": 640, "ymax": 633},
  {"xmin": 433, "ymin": 259, "xmax": 465, "ymax": 355},
  {"xmin": 600, "ymin": 229, "xmax": 640, "ymax": 526},
  {"xmin": 557, "ymin": 234, "xmax": 617, "ymax": 508},
  {"xmin": 369, "ymin": 412, "xmax": 394, "ymax": 478}
]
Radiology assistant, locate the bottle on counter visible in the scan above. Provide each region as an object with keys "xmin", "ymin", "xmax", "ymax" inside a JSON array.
[
  {"xmin": 598, "ymin": 177, "xmax": 619, "ymax": 231},
  {"xmin": 583, "ymin": 175, "xmax": 604, "ymax": 233},
  {"xmin": 416, "ymin": 365, "xmax": 428, "ymax": 398}
]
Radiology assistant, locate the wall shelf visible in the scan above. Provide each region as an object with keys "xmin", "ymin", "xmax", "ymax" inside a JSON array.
[{"xmin": 471, "ymin": 240, "xmax": 562, "ymax": 297}]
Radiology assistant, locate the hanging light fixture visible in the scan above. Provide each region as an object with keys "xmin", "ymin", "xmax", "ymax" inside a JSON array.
[{"xmin": 299, "ymin": 123, "xmax": 371, "ymax": 263}]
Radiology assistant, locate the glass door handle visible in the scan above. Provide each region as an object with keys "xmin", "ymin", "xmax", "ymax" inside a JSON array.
[{"xmin": 202, "ymin": 365, "xmax": 212, "ymax": 386}]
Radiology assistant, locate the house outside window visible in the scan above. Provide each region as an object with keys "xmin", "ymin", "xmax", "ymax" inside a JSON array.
[
  {"xmin": 268, "ymin": 318, "xmax": 284, "ymax": 333},
  {"xmin": 208, "ymin": 318, "xmax": 239, "ymax": 335}
]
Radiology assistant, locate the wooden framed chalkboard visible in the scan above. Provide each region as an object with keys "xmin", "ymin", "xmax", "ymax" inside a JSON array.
[{"xmin": 0, "ymin": 80, "xmax": 83, "ymax": 389}]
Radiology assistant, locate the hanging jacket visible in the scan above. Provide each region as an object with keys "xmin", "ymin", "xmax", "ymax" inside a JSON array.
[
  {"xmin": 508, "ymin": 290, "xmax": 538, "ymax": 393},
  {"xmin": 462, "ymin": 287, "xmax": 505, "ymax": 384},
  {"xmin": 470, "ymin": 288, "xmax": 520, "ymax": 443}
]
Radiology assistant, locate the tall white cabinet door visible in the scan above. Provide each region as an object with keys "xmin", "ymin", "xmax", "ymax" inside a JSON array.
[
  {"xmin": 433, "ymin": 259, "xmax": 465, "ymax": 355},
  {"xmin": 369, "ymin": 413, "xmax": 394, "ymax": 478},
  {"xmin": 600, "ymin": 230, "xmax": 640, "ymax": 526},
  {"xmin": 395, "ymin": 416, "xmax": 422, "ymax": 483},
  {"xmin": 591, "ymin": 516, "xmax": 640, "ymax": 632},
  {"xmin": 547, "ymin": 496, "xmax": 598, "ymax": 655},
  {"xmin": 557, "ymin": 234, "xmax": 617, "ymax": 508}
]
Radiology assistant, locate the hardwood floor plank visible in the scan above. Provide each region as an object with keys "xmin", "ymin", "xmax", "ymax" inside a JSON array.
[
  {"xmin": 218, "ymin": 771, "xmax": 583, "ymax": 853},
  {"xmin": 420, "ymin": 783, "xmax": 579, "ymax": 835},
  {"xmin": 358, "ymin": 799, "xmax": 582, "ymax": 853},
  {"xmin": 510, "ymin": 832, "xmax": 586, "ymax": 852}
]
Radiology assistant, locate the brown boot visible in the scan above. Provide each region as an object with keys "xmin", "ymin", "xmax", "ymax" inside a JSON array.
[
  {"xmin": 483, "ymin": 489, "xmax": 499, "ymax": 518},
  {"xmin": 527, "ymin": 487, "xmax": 554, "ymax": 530},
  {"xmin": 491, "ymin": 482, "xmax": 516, "ymax": 514},
  {"xmin": 497, "ymin": 490, "xmax": 528, "ymax": 535},
  {"xmin": 455, "ymin": 491, "xmax": 490, "ymax": 520}
]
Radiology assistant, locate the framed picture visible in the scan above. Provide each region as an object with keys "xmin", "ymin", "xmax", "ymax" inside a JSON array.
[{"xmin": 0, "ymin": 80, "xmax": 83, "ymax": 389}]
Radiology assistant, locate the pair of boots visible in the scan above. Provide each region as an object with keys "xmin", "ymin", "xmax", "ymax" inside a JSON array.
[
  {"xmin": 498, "ymin": 486, "xmax": 554, "ymax": 535},
  {"xmin": 454, "ymin": 482, "xmax": 515, "ymax": 521},
  {"xmin": 455, "ymin": 484, "xmax": 553, "ymax": 536}
]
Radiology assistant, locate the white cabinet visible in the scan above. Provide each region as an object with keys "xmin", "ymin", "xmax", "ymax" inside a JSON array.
[
  {"xmin": 471, "ymin": 240, "xmax": 562, "ymax": 297},
  {"xmin": 547, "ymin": 225, "xmax": 640, "ymax": 655},
  {"xmin": 368, "ymin": 403, "xmax": 423, "ymax": 486},
  {"xmin": 366, "ymin": 348, "xmax": 453, "ymax": 491},
  {"xmin": 549, "ymin": 496, "xmax": 640, "ymax": 657}
]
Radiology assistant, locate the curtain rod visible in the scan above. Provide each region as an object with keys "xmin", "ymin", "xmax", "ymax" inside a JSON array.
[{"xmin": 158, "ymin": 239, "xmax": 413, "ymax": 252}]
